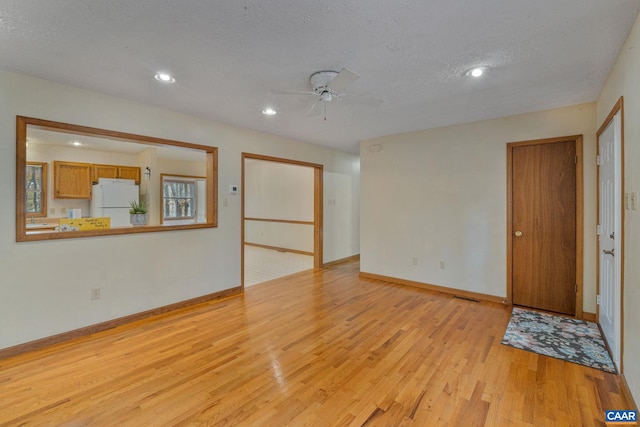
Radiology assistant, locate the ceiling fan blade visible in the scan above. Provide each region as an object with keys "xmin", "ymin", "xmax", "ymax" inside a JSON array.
[
  {"xmin": 307, "ymin": 100, "xmax": 324, "ymax": 116},
  {"xmin": 327, "ymin": 68, "xmax": 359, "ymax": 93},
  {"xmin": 337, "ymin": 93, "xmax": 384, "ymax": 106},
  {"xmin": 270, "ymin": 89, "xmax": 317, "ymax": 97}
]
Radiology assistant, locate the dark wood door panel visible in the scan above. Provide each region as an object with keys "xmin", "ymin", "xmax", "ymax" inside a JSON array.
[{"xmin": 512, "ymin": 141, "xmax": 576, "ymax": 315}]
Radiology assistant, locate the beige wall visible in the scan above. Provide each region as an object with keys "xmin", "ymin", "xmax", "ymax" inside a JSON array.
[
  {"xmin": 0, "ymin": 71, "xmax": 360, "ymax": 350},
  {"xmin": 597, "ymin": 13, "xmax": 640, "ymax": 406},
  {"xmin": 360, "ymin": 103, "xmax": 597, "ymax": 308},
  {"xmin": 244, "ymin": 160, "xmax": 315, "ymax": 254}
]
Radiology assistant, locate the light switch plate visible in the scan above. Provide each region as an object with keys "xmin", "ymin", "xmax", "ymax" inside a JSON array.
[
  {"xmin": 625, "ymin": 192, "xmax": 630, "ymax": 210},
  {"xmin": 229, "ymin": 185, "xmax": 238, "ymax": 195},
  {"xmin": 631, "ymin": 191, "xmax": 639, "ymax": 211}
]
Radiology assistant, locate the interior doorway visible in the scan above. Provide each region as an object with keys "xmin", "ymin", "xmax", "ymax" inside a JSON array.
[
  {"xmin": 507, "ymin": 135, "xmax": 584, "ymax": 316},
  {"xmin": 597, "ymin": 97, "xmax": 624, "ymax": 372},
  {"xmin": 242, "ymin": 153, "xmax": 323, "ymax": 287}
]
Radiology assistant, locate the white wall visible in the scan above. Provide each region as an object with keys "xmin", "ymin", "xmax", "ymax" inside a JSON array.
[
  {"xmin": 158, "ymin": 157, "xmax": 206, "ymax": 177},
  {"xmin": 360, "ymin": 104, "xmax": 597, "ymax": 308},
  {"xmin": 245, "ymin": 160, "xmax": 314, "ymax": 221},
  {"xmin": 597, "ymin": 13, "xmax": 640, "ymax": 406},
  {"xmin": 324, "ymin": 160, "xmax": 360, "ymax": 262},
  {"xmin": 244, "ymin": 159, "xmax": 314, "ymax": 252},
  {"xmin": 0, "ymin": 71, "xmax": 360, "ymax": 350},
  {"xmin": 245, "ymin": 221, "xmax": 314, "ymax": 252}
]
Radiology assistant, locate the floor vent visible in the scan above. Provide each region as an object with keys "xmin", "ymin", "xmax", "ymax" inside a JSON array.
[{"xmin": 454, "ymin": 295, "xmax": 479, "ymax": 303}]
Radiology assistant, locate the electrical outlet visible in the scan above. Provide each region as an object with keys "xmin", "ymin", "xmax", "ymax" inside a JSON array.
[
  {"xmin": 91, "ymin": 288, "xmax": 101, "ymax": 300},
  {"xmin": 440, "ymin": 261, "xmax": 446, "ymax": 269},
  {"xmin": 411, "ymin": 257, "xmax": 418, "ymax": 266}
]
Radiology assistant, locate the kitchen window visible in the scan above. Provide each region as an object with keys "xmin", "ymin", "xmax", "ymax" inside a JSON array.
[
  {"xmin": 162, "ymin": 175, "xmax": 207, "ymax": 224},
  {"xmin": 26, "ymin": 162, "xmax": 47, "ymax": 217}
]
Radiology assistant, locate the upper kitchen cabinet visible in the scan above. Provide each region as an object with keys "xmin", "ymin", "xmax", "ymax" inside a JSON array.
[
  {"xmin": 92, "ymin": 164, "xmax": 141, "ymax": 184},
  {"xmin": 53, "ymin": 161, "xmax": 92, "ymax": 199},
  {"xmin": 92, "ymin": 164, "xmax": 118, "ymax": 181},
  {"xmin": 117, "ymin": 166, "xmax": 140, "ymax": 183}
]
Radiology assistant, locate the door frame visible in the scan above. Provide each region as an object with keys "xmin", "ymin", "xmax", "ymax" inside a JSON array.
[
  {"xmin": 506, "ymin": 135, "xmax": 584, "ymax": 318},
  {"xmin": 596, "ymin": 96, "xmax": 625, "ymax": 371},
  {"xmin": 241, "ymin": 153, "xmax": 323, "ymax": 289}
]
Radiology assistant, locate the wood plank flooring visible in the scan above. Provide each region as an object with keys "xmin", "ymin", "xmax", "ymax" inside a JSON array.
[{"xmin": 0, "ymin": 261, "xmax": 632, "ymax": 426}]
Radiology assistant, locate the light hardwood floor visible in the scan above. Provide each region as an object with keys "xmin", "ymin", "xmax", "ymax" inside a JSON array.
[
  {"xmin": 0, "ymin": 261, "xmax": 633, "ymax": 426},
  {"xmin": 244, "ymin": 245, "xmax": 314, "ymax": 286}
]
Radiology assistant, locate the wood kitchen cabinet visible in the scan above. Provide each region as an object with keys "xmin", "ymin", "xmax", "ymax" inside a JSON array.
[
  {"xmin": 117, "ymin": 166, "xmax": 141, "ymax": 183},
  {"xmin": 53, "ymin": 161, "xmax": 92, "ymax": 199},
  {"xmin": 92, "ymin": 164, "xmax": 118, "ymax": 181},
  {"xmin": 92, "ymin": 164, "xmax": 141, "ymax": 184}
]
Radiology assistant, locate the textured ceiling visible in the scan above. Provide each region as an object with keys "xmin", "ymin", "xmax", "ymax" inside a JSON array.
[{"xmin": 1, "ymin": 1, "xmax": 639, "ymax": 153}]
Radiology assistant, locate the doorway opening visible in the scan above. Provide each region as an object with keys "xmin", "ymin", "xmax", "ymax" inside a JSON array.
[
  {"xmin": 242, "ymin": 153, "xmax": 323, "ymax": 287},
  {"xmin": 506, "ymin": 135, "xmax": 584, "ymax": 317}
]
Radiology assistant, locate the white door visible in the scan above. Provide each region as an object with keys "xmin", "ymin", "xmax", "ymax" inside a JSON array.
[{"xmin": 598, "ymin": 112, "xmax": 621, "ymax": 371}]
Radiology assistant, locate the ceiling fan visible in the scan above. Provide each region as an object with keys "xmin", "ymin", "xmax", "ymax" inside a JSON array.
[{"xmin": 276, "ymin": 68, "xmax": 382, "ymax": 120}]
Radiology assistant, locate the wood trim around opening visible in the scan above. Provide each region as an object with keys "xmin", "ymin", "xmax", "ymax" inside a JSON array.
[
  {"xmin": 244, "ymin": 242, "xmax": 314, "ymax": 257},
  {"xmin": 244, "ymin": 217, "xmax": 314, "ymax": 225},
  {"xmin": 314, "ymin": 166, "xmax": 323, "ymax": 269},
  {"xmin": 506, "ymin": 135, "xmax": 584, "ymax": 319},
  {"xmin": 16, "ymin": 116, "xmax": 218, "ymax": 242}
]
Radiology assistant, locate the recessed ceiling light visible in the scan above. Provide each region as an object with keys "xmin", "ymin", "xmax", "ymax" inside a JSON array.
[
  {"xmin": 467, "ymin": 67, "xmax": 486, "ymax": 78},
  {"xmin": 262, "ymin": 108, "xmax": 277, "ymax": 116},
  {"xmin": 71, "ymin": 141, "xmax": 83, "ymax": 146},
  {"xmin": 154, "ymin": 72, "xmax": 175, "ymax": 83}
]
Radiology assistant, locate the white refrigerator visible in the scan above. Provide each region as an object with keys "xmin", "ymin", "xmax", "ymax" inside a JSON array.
[{"xmin": 90, "ymin": 178, "xmax": 139, "ymax": 227}]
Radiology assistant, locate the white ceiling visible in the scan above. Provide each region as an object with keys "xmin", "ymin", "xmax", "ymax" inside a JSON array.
[
  {"xmin": 2, "ymin": 1, "xmax": 639, "ymax": 153},
  {"xmin": 27, "ymin": 128, "xmax": 206, "ymax": 162}
]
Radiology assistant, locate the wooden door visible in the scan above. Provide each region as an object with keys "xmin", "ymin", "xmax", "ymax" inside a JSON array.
[{"xmin": 509, "ymin": 138, "xmax": 578, "ymax": 315}]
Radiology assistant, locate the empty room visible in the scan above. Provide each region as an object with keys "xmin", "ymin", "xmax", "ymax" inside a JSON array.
[{"xmin": 1, "ymin": 1, "xmax": 639, "ymax": 426}]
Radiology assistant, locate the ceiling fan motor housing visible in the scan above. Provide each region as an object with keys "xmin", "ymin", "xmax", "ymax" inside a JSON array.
[{"xmin": 310, "ymin": 70, "xmax": 339, "ymax": 95}]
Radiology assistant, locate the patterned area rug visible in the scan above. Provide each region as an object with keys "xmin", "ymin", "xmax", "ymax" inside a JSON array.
[{"xmin": 501, "ymin": 307, "xmax": 616, "ymax": 373}]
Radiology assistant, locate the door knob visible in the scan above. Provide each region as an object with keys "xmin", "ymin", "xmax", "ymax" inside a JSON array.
[
  {"xmin": 603, "ymin": 248, "xmax": 615, "ymax": 256},
  {"xmin": 514, "ymin": 231, "xmax": 523, "ymax": 237}
]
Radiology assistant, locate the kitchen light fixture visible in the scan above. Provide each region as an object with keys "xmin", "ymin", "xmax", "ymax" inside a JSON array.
[
  {"xmin": 154, "ymin": 72, "xmax": 175, "ymax": 83},
  {"xmin": 262, "ymin": 107, "xmax": 277, "ymax": 116}
]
